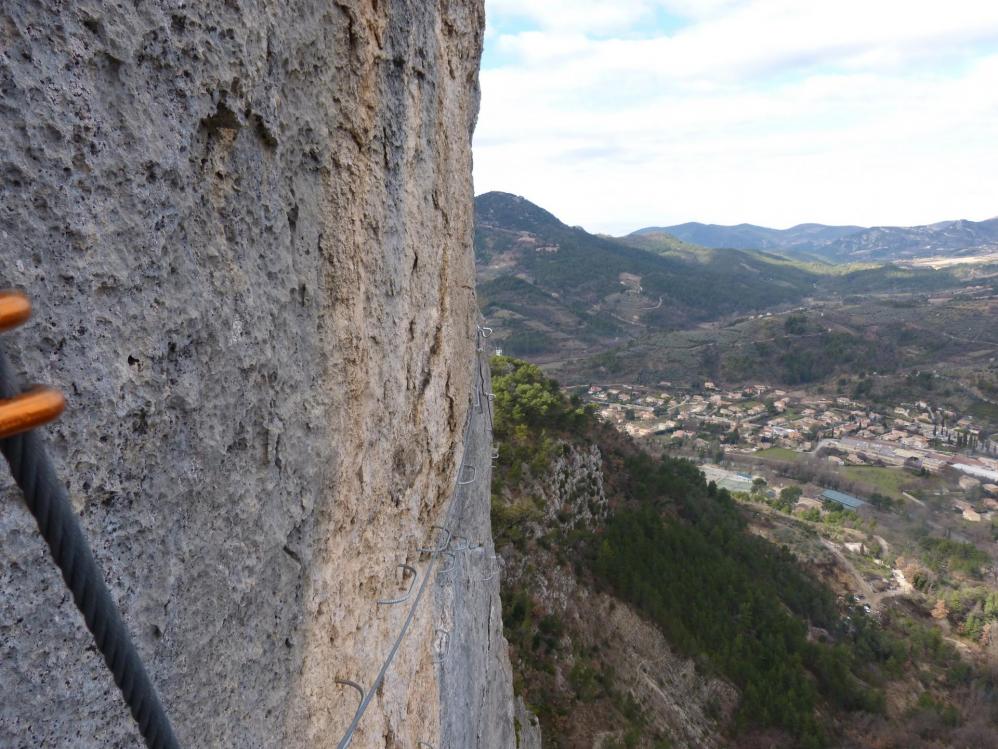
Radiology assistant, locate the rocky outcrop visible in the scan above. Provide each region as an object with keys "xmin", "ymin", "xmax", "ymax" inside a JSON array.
[
  {"xmin": 0, "ymin": 1, "xmax": 495, "ymax": 747},
  {"xmin": 501, "ymin": 439, "xmax": 735, "ymax": 747},
  {"xmin": 535, "ymin": 442, "xmax": 608, "ymax": 530},
  {"xmin": 514, "ymin": 696, "xmax": 543, "ymax": 749}
]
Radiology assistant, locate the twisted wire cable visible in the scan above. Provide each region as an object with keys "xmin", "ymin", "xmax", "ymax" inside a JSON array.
[
  {"xmin": 0, "ymin": 345, "xmax": 180, "ymax": 749},
  {"xmin": 336, "ymin": 345, "xmax": 490, "ymax": 748}
]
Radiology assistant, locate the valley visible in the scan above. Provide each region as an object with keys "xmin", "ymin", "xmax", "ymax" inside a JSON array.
[
  {"xmin": 480, "ymin": 191, "xmax": 998, "ymax": 747},
  {"xmin": 488, "ymin": 356, "xmax": 998, "ymax": 748}
]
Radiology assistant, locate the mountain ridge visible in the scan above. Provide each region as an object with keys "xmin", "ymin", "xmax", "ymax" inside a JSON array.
[
  {"xmin": 632, "ymin": 216, "xmax": 998, "ymax": 262},
  {"xmin": 474, "ymin": 191, "xmax": 961, "ymax": 360}
]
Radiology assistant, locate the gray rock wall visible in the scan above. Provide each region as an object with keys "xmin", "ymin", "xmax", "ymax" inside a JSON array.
[
  {"xmin": 0, "ymin": 1, "xmax": 494, "ymax": 747},
  {"xmin": 514, "ymin": 696, "xmax": 543, "ymax": 749},
  {"xmin": 433, "ymin": 353, "xmax": 521, "ymax": 748}
]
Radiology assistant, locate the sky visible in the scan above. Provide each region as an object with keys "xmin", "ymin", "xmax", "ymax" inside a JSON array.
[{"xmin": 473, "ymin": 0, "xmax": 998, "ymax": 235}]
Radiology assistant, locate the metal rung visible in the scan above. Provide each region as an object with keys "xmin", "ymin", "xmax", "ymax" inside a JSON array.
[
  {"xmin": 0, "ymin": 386, "xmax": 65, "ymax": 439},
  {"xmin": 335, "ymin": 679, "xmax": 365, "ymax": 705},
  {"xmin": 0, "ymin": 291, "xmax": 31, "ymax": 333},
  {"xmin": 457, "ymin": 465, "xmax": 476, "ymax": 485},
  {"xmin": 417, "ymin": 526, "xmax": 452, "ymax": 555},
  {"xmin": 438, "ymin": 551, "xmax": 457, "ymax": 574},
  {"xmin": 450, "ymin": 535, "xmax": 484, "ymax": 554},
  {"xmin": 480, "ymin": 554, "xmax": 503, "ymax": 582},
  {"xmin": 377, "ymin": 564, "xmax": 418, "ymax": 606},
  {"xmin": 475, "ymin": 326, "xmax": 493, "ymax": 352}
]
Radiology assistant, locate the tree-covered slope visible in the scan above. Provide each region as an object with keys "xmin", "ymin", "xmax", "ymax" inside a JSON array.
[
  {"xmin": 490, "ymin": 356, "xmax": 996, "ymax": 748},
  {"xmin": 635, "ymin": 217, "xmax": 998, "ymax": 263},
  {"xmin": 474, "ymin": 193, "xmax": 963, "ymax": 361}
]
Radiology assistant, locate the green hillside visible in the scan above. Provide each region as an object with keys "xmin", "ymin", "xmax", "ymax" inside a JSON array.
[
  {"xmin": 490, "ymin": 356, "xmax": 987, "ymax": 748},
  {"xmin": 475, "ymin": 193, "xmax": 963, "ymax": 360}
]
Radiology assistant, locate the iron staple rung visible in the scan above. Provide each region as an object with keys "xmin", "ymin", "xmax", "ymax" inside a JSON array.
[
  {"xmin": 457, "ymin": 465, "xmax": 477, "ymax": 485},
  {"xmin": 377, "ymin": 564, "xmax": 418, "ymax": 606},
  {"xmin": 335, "ymin": 343, "xmax": 496, "ymax": 748},
  {"xmin": 438, "ymin": 551, "xmax": 457, "ymax": 574},
  {"xmin": 335, "ymin": 679, "xmax": 365, "ymax": 704},
  {"xmin": 451, "ymin": 535, "xmax": 485, "ymax": 553},
  {"xmin": 418, "ymin": 525, "xmax": 452, "ymax": 555}
]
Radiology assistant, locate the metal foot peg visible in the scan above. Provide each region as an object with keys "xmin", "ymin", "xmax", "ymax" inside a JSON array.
[
  {"xmin": 0, "ymin": 291, "xmax": 31, "ymax": 332},
  {"xmin": 335, "ymin": 679, "xmax": 365, "ymax": 706},
  {"xmin": 0, "ymin": 292, "xmax": 65, "ymax": 439},
  {"xmin": 377, "ymin": 564, "xmax": 418, "ymax": 606}
]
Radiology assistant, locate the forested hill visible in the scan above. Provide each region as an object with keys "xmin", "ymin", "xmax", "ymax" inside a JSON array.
[
  {"xmin": 475, "ymin": 192, "xmax": 819, "ymax": 317},
  {"xmin": 631, "ymin": 221, "xmax": 863, "ymax": 253},
  {"xmin": 639, "ymin": 217, "xmax": 998, "ymax": 263},
  {"xmin": 474, "ymin": 192, "xmax": 960, "ymax": 360},
  {"xmin": 490, "ymin": 356, "xmax": 995, "ymax": 748}
]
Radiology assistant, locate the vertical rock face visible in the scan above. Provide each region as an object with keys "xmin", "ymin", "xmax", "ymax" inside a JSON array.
[
  {"xmin": 434, "ymin": 361, "xmax": 520, "ymax": 748},
  {"xmin": 0, "ymin": 1, "xmax": 497, "ymax": 747}
]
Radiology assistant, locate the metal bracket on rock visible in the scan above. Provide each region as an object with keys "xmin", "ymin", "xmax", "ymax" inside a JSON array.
[
  {"xmin": 438, "ymin": 551, "xmax": 457, "ymax": 575},
  {"xmin": 479, "ymin": 554, "xmax": 503, "ymax": 582},
  {"xmin": 450, "ymin": 535, "xmax": 484, "ymax": 554},
  {"xmin": 432, "ymin": 627, "xmax": 450, "ymax": 664},
  {"xmin": 476, "ymin": 325, "xmax": 493, "ymax": 351},
  {"xmin": 457, "ymin": 465, "xmax": 477, "ymax": 485},
  {"xmin": 335, "ymin": 679, "xmax": 365, "ymax": 705},
  {"xmin": 418, "ymin": 526, "xmax": 452, "ymax": 555},
  {"xmin": 377, "ymin": 564, "xmax": 418, "ymax": 606}
]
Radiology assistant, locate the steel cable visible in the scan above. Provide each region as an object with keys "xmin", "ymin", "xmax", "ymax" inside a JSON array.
[
  {"xmin": 0, "ymin": 345, "xmax": 180, "ymax": 749},
  {"xmin": 336, "ymin": 342, "xmax": 491, "ymax": 748}
]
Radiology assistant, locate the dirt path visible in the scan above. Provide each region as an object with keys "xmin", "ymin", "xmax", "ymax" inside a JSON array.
[
  {"xmin": 821, "ymin": 539, "xmax": 874, "ymax": 598},
  {"xmin": 820, "ymin": 538, "xmax": 907, "ymax": 612}
]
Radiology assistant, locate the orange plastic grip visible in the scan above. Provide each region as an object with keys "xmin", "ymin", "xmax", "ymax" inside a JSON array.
[
  {"xmin": 0, "ymin": 386, "xmax": 66, "ymax": 439},
  {"xmin": 0, "ymin": 291, "xmax": 31, "ymax": 332}
]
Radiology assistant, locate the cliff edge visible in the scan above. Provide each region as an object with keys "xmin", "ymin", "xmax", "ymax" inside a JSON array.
[{"xmin": 0, "ymin": 1, "xmax": 505, "ymax": 747}]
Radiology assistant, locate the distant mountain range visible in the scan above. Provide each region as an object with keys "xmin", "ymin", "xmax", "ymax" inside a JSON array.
[
  {"xmin": 633, "ymin": 217, "xmax": 998, "ymax": 263},
  {"xmin": 474, "ymin": 192, "xmax": 965, "ymax": 359}
]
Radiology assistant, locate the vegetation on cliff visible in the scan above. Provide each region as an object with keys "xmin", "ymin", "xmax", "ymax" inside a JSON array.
[{"xmin": 491, "ymin": 356, "xmax": 996, "ymax": 748}]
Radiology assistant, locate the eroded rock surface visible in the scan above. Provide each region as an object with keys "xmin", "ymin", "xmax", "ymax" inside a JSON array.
[
  {"xmin": 433, "ymin": 358, "xmax": 522, "ymax": 748},
  {"xmin": 0, "ymin": 1, "xmax": 498, "ymax": 747}
]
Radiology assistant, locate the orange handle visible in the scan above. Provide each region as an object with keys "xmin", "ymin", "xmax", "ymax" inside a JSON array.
[
  {"xmin": 0, "ymin": 386, "xmax": 66, "ymax": 439},
  {"xmin": 0, "ymin": 291, "xmax": 31, "ymax": 332}
]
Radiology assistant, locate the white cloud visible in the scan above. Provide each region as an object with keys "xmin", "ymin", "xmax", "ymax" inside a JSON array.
[
  {"xmin": 475, "ymin": 0, "xmax": 998, "ymax": 233},
  {"xmin": 486, "ymin": 0, "xmax": 748, "ymax": 32},
  {"xmin": 486, "ymin": 0, "xmax": 662, "ymax": 34}
]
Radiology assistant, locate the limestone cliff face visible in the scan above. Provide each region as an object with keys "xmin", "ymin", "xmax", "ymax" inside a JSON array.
[{"xmin": 0, "ymin": 1, "xmax": 504, "ymax": 747}]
